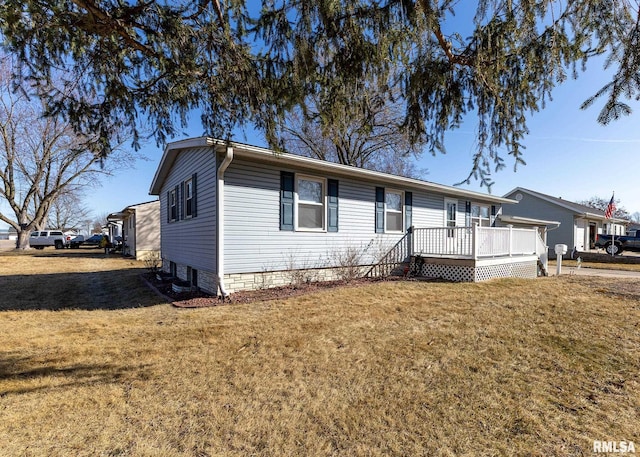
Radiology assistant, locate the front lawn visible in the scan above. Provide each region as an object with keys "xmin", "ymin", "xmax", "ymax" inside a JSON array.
[{"xmin": 1, "ymin": 250, "xmax": 639, "ymax": 456}]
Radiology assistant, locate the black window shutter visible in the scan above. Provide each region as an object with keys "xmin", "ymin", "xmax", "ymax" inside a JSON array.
[
  {"xmin": 375, "ymin": 187, "xmax": 385, "ymax": 233},
  {"xmin": 280, "ymin": 171, "xmax": 294, "ymax": 231},
  {"xmin": 192, "ymin": 173, "xmax": 198, "ymax": 218},
  {"xmin": 404, "ymin": 191, "xmax": 413, "ymax": 231},
  {"xmin": 327, "ymin": 179, "xmax": 339, "ymax": 232}
]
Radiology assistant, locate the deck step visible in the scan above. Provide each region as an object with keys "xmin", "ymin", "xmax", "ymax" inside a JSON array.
[{"xmin": 537, "ymin": 259, "xmax": 548, "ymax": 277}]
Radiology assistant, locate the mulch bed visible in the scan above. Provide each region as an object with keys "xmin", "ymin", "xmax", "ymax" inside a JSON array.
[{"xmin": 142, "ymin": 273, "xmax": 405, "ymax": 308}]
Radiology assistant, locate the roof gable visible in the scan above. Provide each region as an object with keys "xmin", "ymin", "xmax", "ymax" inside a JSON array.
[{"xmin": 504, "ymin": 187, "xmax": 623, "ymax": 221}]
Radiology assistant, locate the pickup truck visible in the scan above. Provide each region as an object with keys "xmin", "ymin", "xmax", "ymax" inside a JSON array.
[
  {"xmin": 594, "ymin": 230, "xmax": 640, "ymax": 255},
  {"xmin": 28, "ymin": 230, "xmax": 69, "ymax": 249}
]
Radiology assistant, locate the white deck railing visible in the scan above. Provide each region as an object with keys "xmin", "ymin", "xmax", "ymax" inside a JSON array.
[{"xmin": 413, "ymin": 225, "xmax": 541, "ymax": 260}]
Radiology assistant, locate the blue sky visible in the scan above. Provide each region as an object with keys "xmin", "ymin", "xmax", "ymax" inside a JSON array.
[{"xmin": 85, "ymin": 55, "xmax": 639, "ymax": 222}]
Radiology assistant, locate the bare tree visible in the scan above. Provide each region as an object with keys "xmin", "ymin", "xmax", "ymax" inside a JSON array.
[
  {"xmin": 46, "ymin": 191, "xmax": 93, "ymax": 231},
  {"xmin": 278, "ymin": 87, "xmax": 426, "ymax": 178},
  {"xmin": 0, "ymin": 56, "xmax": 134, "ymax": 249},
  {"xmin": 91, "ymin": 212, "xmax": 111, "ymax": 234},
  {"xmin": 579, "ymin": 196, "xmax": 630, "ymax": 220}
]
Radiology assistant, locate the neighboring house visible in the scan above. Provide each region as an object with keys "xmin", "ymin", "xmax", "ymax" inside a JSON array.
[
  {"xmin": 0, "ymin": 227, "xmax": 17, "ymax": 241},
  {"xmin": 150, "ymin": 138, "xmax": 548, "ymax": 296},
  {"xmin": 107, "ymin": 200, "xmax": 161, "ymax": 260},
  {"xmin": 502, "ymin": 187, "xmax": 627, "ymax": 252}
]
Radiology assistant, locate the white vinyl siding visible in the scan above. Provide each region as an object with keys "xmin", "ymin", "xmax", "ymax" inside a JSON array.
[
  {"xmin": 223, "ymin": 158, "xmax": 447, "ymax": 274},
  {"xmin": 160, "ymin": 147, "xmax": 217, "ymax": 273}
]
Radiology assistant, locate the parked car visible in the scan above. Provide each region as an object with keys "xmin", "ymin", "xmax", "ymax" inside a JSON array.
[
  {"xmin": 28, "ymin": 230, "xmax": 68, "ymax": 249},
  {"xmin": 68, "ymin": 235, "xmax": 85, "ymax": 249},
  {"xmin": 83, "ymin": 234, "xmax": 106, "ymax": 247}
]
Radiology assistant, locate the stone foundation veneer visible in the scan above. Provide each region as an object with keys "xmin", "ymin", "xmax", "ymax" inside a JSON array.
[
  {"xmin": 163, "ymin": 256, "xmax": 538, "ymax": 296},
  {"xmin": 222, "ymin": 266, "xmax": 366, "ymax": 294},
  {"xmin": 162, "ymin": 259, "xmax": 367, "ymax": 295}
]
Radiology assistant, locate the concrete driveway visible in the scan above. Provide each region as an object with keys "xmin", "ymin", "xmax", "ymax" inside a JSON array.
[
  {"xmin": 0, "ymin": 240, "xmax": 14, "ymax": 251},
  {"xmin": 556, "ymin": 266, "xmax": 640, "ymax": 279}
]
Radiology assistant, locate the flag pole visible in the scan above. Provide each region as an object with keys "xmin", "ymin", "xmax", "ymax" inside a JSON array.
[{"xmin": 609, "ymin": 192, "xmax": 615, "ymax": 257}]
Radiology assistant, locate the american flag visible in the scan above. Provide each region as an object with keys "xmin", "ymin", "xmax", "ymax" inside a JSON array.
[{"xmin": 604, "ymin": 194, "xmax": 616, "ymax": 219}]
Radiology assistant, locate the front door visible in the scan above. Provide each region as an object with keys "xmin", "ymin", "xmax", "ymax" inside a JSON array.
[
  {"xmin": 588, "ymin": 223, "xmax": 597, "ymax": 250},
  {"xmin": 444, "ymin": 198, "xmax": 458, "ymax": 253}
]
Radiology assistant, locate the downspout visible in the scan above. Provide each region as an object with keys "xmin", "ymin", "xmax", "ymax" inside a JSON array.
[{"xmin": 217, "ymin": 145, "xmax": 234, "ymax": 298}]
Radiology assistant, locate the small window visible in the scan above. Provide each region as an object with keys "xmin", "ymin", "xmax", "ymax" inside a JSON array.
[
  {"xmin": 385, "ymin": 190, "xmax": 403, "ymax": 232},
  {"xmin": 40, "ymin": 232, "xmax": 48, "ymax": 237},
  {"xmin": 187, "ymin": 266, "xmax": 198, "ymax": 287},
  {"xmin": 185, "ymin": 178, "xmax": 194, "ymax": 218},
  {"xmin": 169, "ymin": 189, "xmax": 177, "ymax": 221},
  {"xmin": 297, "ymin": 176, "xmax": 325, "ymax": 230},
  {"xmin": 169, "ymin": 261, "xmax": 177, "ymax": 277},
  {"xmin": 471, "ymin": 204, "xmax": 490, "ymax": 227}
]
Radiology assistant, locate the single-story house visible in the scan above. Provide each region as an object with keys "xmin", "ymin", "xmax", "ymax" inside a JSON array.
[
  {"xmin": 150, "ymin": 138, "xmax": 550, "ymax": 296},
  {"xmin": 107, "ymin": 200, "xmax": 161, "ymax": 260},
  {"xmin": 502, "ymin": 187, "xmax": 627, "ymax": 252},
  {"xmin": 0, "ymin": 227, "xmax": 17, "ymax": 241}
]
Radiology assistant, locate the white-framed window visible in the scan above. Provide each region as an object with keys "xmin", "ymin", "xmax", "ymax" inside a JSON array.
[
  {"xmin": 169, "ymin": 189, "xmax": 177, "ymax": 221},
  {"xmin": 385, "ymin": 189, "xmax": 403, "ymax": 232},
  {"xmin": 184, "ymin": 178, "xmax": 194, "ymax": 218},
  {"xmin": 471, "ymin": 204, "xmax": 490, "ymax": 227},
  {"xmin": 445, "ymin": 198, "xmax": 457, "ymax": 237},
  {"xmin": 296, "ymin": 176, "xmax": 325, "ymax": 231}
]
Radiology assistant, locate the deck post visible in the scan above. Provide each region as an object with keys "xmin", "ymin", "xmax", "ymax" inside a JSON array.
[
  {"xmin": 407, "ymin": 226, "xmax": 414, "ymax": 258},
  {"xmin": 508, "ymin": 224, "xmax": 513, "ymax": 257},
  {"xmin": 472, "ymin": 223, "xmax": 479, "ymax": 260}
]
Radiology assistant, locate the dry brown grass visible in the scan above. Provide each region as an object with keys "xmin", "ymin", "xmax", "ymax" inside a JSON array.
[
  {"xmin": 0, "ymin": 248, "xmax": 166, "ymax": 310},
  {"xmin": 1, "ymin": 250, "xmax": 639, "ymax": 456}
]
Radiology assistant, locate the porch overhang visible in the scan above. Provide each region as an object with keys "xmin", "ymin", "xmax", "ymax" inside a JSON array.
[
  {"xmin": 107, "ymin": 211, "xmax": 130, "ymax": 222},
  {"xmin": 497, "ymin": 214, "xmax": 560, "ymax": 228}
]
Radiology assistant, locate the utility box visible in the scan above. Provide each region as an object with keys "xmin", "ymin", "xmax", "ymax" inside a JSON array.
[
  {"xmin": 554, "ymin": 244, "xmax": 568, "ymax": 276},
  {"xmin": 554, "ymin": 244, "xmax": 567, "ymax": 255}
]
